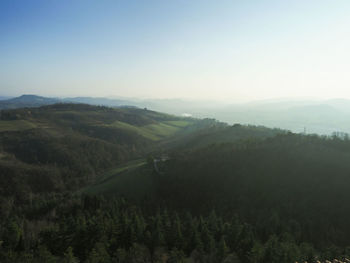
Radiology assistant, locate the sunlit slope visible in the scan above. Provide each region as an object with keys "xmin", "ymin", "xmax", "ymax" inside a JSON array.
[
  {"xmin": 0, "ymin": 104, "xmax": 213, "ymax": 195},
  {"xmin": 164, "ymin": 123, "xmax": 285, "ymax": 150},
  {"xmin": 0, "ymin": 104, "xmax": 199, "ymax": 141},
  {"xmin": 0, "ymin": 120, "xmax": 37, "ymax": 132},
  {"xmin": 108, "ymin": 120, "xmax": 190, "ymax": 141},
  {"xmin": 82, "ymin": 159, "xmax": 155, "ymax": 199}
]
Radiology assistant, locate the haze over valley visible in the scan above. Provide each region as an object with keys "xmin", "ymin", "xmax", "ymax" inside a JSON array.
[
  {"xmin": 2, "ymin": 94, "xmax": 350, "ymax": 135},
  {"xmin": 2, "ymin": 1, "xmax": 350, "ymax": 263}
]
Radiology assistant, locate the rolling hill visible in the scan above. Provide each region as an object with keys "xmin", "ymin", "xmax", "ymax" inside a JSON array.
[
  {"xmin": 2, "ymin": 102, "xmax": 350, "ymax": 262},
  {"xmin": 4, "ymin": 95, "xmax": 350, "ymax": 135},
  {"xmin": 0, "ymin": 103, "xmax": 218, "ymax": 197},
  {"xmin": 0, "ymin": 95, "xmax": 60, "ymax": 109}
]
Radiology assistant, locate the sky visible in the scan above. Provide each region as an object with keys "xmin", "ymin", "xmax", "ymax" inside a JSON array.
[{"xmin": 1, "ymin": 0, "xmax": 350, "ymax": 102}]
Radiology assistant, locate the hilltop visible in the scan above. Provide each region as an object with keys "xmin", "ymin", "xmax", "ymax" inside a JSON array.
[{"xmin": 0, "ymin": 95, "xmax": 60, "ymax": 109}]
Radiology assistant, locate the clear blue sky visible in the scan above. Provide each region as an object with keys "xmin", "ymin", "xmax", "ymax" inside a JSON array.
[{"xmin": 1, "ymin": 0, "xmax": 350, "ymax": 101}]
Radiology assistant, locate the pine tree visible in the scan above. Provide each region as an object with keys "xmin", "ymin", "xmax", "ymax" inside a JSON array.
[
  {"xmin": 153, "ymin": 221, "xmax": 165, "ymax": 248},
  {"xmin": 217, "ymin": 236, "xmax": 229, "ymax": 262},
  {"xmin": 133, "ymin": 213, "xmax": 145, "ymax": 243},
  {"xmin": 62, "ymin": 246, "xmax": 79, "ymax": 263},
  {"xmin": 128, "ymin": 243, "xmax": 151, "ymax": 263},
  {"xmin": 5, "ymin": 221, "xmax": 22, "ymax": 249},
  {"xmin": 208, "ymin": 234, "xmax": 217, "ymax": 258},
  {"xmin": 162, "ymin": 209, "xmax": 172, "ymax": 247},
  {"xmin": 200, "ymin": 222, "xmax": 211, "ymax": 252},
  {"xmin": 236, "ymin": 224, "xmax": 254, "ymax": 257},
  {"xmin": 113, "ymin": 248, "xmax": 127, "ymax": 263},
  {"xmin": 85, "ymin": 242, "xmax": 111, "ymax": 263},
  {"xmin": 191, "ymin": 229, "xmax": 204, "ymax": 253},
  {"xmin": 248, "ymin": 241, "xmax": 264, "ymax": 263},
  {"xmin": 172, "ymin": 213, "xmax": 184, "ymax": 250},
  {"xmin": 126, "ymin": 224, "xmax": 137, "ymax": 247},
  {"xmin": 36, "ymin": 246, "xmax": 57, "ymax": 263},
  {"xmin": 168, "ymin": 247, "xmax": 185, "ymax": 263},
  {"xmin": 208, "ymin": 211, "xmax": 219, "ymax": 237},
  {"xmin": 227, "ymin": 215, "xmax": 242, "ymax": 251},
  {"xmin": 263, "ymin": 235, "xmax": 282, "ymax": 263}
]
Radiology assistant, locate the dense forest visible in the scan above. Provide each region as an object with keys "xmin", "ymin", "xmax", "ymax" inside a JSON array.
[
  {"xmin": 1, "ymin": 104, "xmax": 350, "ymax": 262},
  {"xmin": 0, "ymin": 194, "xmax": 331, "ymax": 263},
  {"xmin": 157, "ymin": 134, "xmax": 350, "ymax": 247}
]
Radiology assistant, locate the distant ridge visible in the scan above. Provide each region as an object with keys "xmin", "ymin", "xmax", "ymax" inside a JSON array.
[
  {"xmin": 0, "ymin": 94, "xmax": 61, "ymax": 109},
  {"xmin": 3, "ymin": 94, "xmax": 350, "ymax": 135},
  {"xmin": 0, "ymin": 94, "xmax": 140, "ymax": 110},
  {"xmin": 0, "ymin": 96, "xmax": 13, "ymax": 101},
  {"xmin": 9, "ymin": 94, "xmax": 59, "ymax": 103}
]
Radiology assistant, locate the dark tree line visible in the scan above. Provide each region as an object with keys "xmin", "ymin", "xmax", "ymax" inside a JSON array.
[{"xmin": 2, "ymin": 194, "xmax": 345, "ymax": 263}]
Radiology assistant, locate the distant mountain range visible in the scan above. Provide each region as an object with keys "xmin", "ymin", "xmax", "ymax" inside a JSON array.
[
  {"xmin": 2, "ymin": 94, "xmax": 350, "ymax": 135},
  {"xmin": 0, "ymin": 94, "xmax": 225, "ymax": 112},
  {"xmin": 0, "ymin": 95, "xmax": 60, "ymax": 109},
  {"xmin": 209, "ymin": 99, "xmax": 350, "ymax": 135},
  {"xmin": 0, "ymin": 96, "xmax": 13, "ymax": 100},
  {"xmin": 0, "ymin": 95, "xmax": 132, "ymax": 109}
]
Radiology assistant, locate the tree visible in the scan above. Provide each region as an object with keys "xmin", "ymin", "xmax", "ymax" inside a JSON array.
[
  {"xmin": 217, "ymin": 236, "xmax": 229, "ymax": 262},
  {"xmin": 85, "ymin": 242, "xmax": 112, "ymax": 263},
  {"xmin": 36, "ymin": 245, "xmax": 57, "ymax": 263},
  {"xmin": 128, "ymin": 243, "xmax": 151, "ymax": 263},
  {"xmin": 4, "ymin": 221, "xmax": 22, "ymax": 249},
  {"xmin": 168, "ymin": 247, "xmax": 185, "ymax": 263},
  {"xmin": 62, "ymin": 246, "xmax": 79, "ymax": 263},
  {"xmin": 172, "ymin": 214, "xmax": 184, "ymax": 250},
  {"xmin": 113, "ymin": 248, "xmax": 127, "ymax": 263},
  {"xmin": 152, "ymin": 215, "xmax": 165, "ymax": 248},
  {"xmin": 248, "ymin": 241, "xmax": 264, "ymax": 263}
]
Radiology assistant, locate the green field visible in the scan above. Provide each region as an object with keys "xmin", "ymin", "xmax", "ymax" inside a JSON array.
[
  {"xmin": 0, "ymin": 120, "xmax": 37, "ymax": 132},
  {"xmin": 83, "ymin": 159, "xmax": 155, "ymax": 199},
  {"xmin": 164, "ymin": 120, "xmax": 190, "ymax": 127},
  {"xmin": 109, "ymin": 120, "xmax": 190, "ymax": 141}
]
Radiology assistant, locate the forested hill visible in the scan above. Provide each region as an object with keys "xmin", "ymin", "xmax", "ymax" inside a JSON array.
[
  {"xmin": 79, "ymin": 132, "xmax": 350, "ymax": 262},
  {"xmin": 0, "ymin": 103, "xmax": 221, "ymax": 198},
  {"xmin": 155, "ymin": 134, "xmax": 350, "ymax": 252},
  {"xmin": 3, "ymin": 104, "xmax": 350, "ymax": 262}
]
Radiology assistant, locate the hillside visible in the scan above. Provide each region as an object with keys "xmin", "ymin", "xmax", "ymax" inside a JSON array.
[
  {"xmin": 2, "ymin": 104, "xmax": 350, "ymax": 262},
  {"xmin": 83, "ymin": 130, "xmax": 350, "ymax": 246},
  {"xmin": 155, "ymin": 134, "xmax": 350, "ymax": 247},
  {"xmin": 0, "ymin": 103, "xmax": 216, "ymax": 198},
  {"xmin": 78, "ymin": 132, "xmax": 350, "ymax": 262},
  {"xmin": 83, "ymin": 124, "xmax": 285, "ymax": 199}
]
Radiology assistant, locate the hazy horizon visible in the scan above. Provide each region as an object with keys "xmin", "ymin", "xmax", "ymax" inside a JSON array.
[
  {"xmin": 2, "ymin": 0, "xmax": 350, "ymax": 102},
  {"xmin": 4, "ymin": 93, "xmax": 350, "ymax": 104}
]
